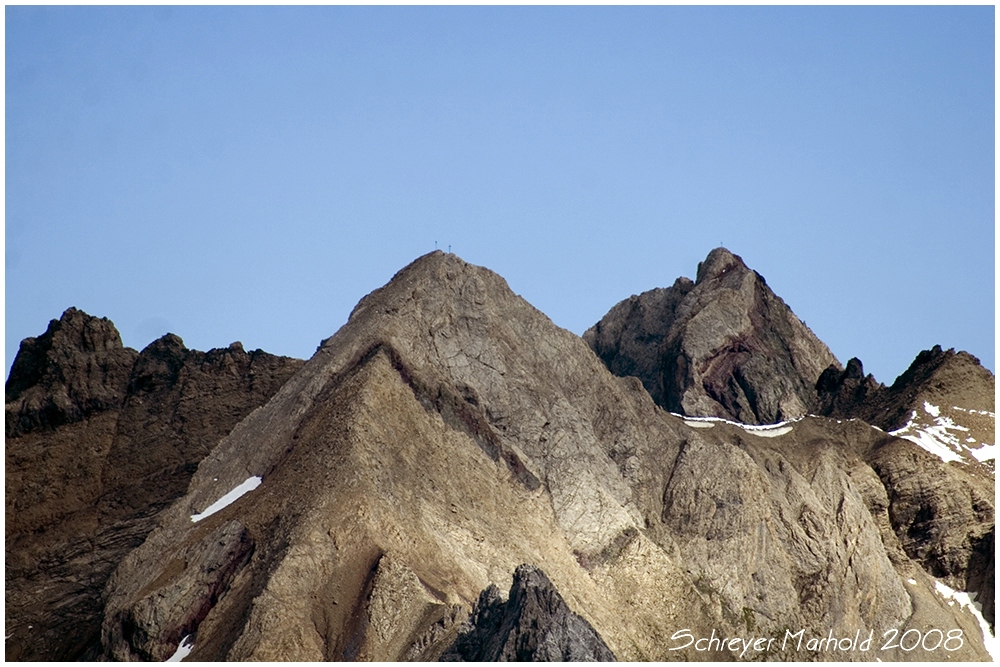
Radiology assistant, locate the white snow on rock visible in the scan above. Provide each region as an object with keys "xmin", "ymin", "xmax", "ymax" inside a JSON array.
[
  {"xmin": 968, "ymin": 443, "xmax": 998, "ymax": 463},
  {"xmin": 674, "ymin": 414, "xmax": 796, "ymax": 437},
  {"xmin": 890, "ymin": 411, "xmax": 965, "ymax": 464},
  {"xmin": 166, "ymin": 635, "xmax": 194, "ymax": 662},
  {"xmin": 890, "ymin": 403, "xmax": 995, "ymax": 468},
  {"xmin": 933, "ymin": 580, "xmax": 997, "ymax": 661},
  {"xmin": 745, "ymin": 425, "xmax": 793, "ymax": 438},
  {"xmin": 191, "ymin": 476, "xmax": 261, "ymax": 523},
  {"xmin": 954, "ymin": 406, "xmax": 996, "ymax": 418}
]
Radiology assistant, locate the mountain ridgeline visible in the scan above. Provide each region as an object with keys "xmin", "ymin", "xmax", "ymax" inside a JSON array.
[{"xmin": 5, "ymin": 248, "xmax": 995, "ymax": 661}]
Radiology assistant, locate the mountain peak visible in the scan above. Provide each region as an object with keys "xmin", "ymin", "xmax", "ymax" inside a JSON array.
[
  {"xmin": 442, "ymin": 564, "xmax": 616, "ymax": 661},
  {"xmin": 6, "ymin": 252, "xmax": 996, "ymax": 662},
  {"xmin": 5, "ymin": 307, "xmax": 138, "ymax": 436},
  {"xmin": 695, "ymin": 246, "xmax": 747, "ymax": 284},
  {"xmin": 588, "ymin": 248, "xmax": 839, "ymax": 424},
  {"xmin": 345, "ymin": 251, "xmax": 491, "ymax": 327}
]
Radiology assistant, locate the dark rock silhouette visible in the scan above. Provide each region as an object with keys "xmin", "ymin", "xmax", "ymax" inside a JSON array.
[
  {"xmin": 816, "ymin": 345, "xmax": 994, "ymax": 431},
  {"xmin": 6, "ymin": 307, "xmax": 137, "ymax": 437},
  {"xmin": 441, "ymin": 564, "xmax": 616, "ymax": 661},
  {"xmin": 5, "ymin": 315, "xmax": 302, "ymax": 661},
  {"xmin": 815, "ymin": 357, "xmax": 883, "ymax": 418}
]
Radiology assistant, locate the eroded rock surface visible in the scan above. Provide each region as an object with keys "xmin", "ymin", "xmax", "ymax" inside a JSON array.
[
  {"xmin": 6, "ymin": 307, "xmax": 138, "ymax": 437},
  {"xmin": 816, "ymin": 345, "xmax": 995, "ymax": 433},
  {"xmin": 5, "ymin": 313, "xmax": 302, "ymax": 661},
  {"xmin": 95, "ymin": 253, "xmax": 991, "ymax": 661},
  {"xmin": 441, "ymin": 564, "xmax": 616, "ymax": 661},
  {"xmin": 815, "ymin": 345, "xmax": 996, "ymax": 629},
  {"xmin": 585, "ymin": 248, "xmax": 839, "ymax": 424},
  {"xmin": 8, "ymin": 251, "xmax": 995, "ymax": 662}
]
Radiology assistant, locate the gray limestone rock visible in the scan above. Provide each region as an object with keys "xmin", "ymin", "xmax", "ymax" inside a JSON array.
[
  {"xmin": 441, "ymin": 564, "xmax": 616, "ymax": 661},
  {"xmin": 96, "ymin": 253, "xmax": 993, "ymax": 661},
  {"xmin": 815, "ymin": 345, "xmax": 995, "ymax": 628},
  {"xmin": 7, "ymin": 252, "xmax": 996, "ymax": 663},
  {"xmin": 585, "ymin": 248, "xmax": 840, "ymax": 425}
]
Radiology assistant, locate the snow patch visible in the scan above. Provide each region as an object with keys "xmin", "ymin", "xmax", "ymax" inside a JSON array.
[
  {"xmin": 933, "ymin": 580, "xmax": 997, "ymax": 660},
  {"xmin": 924, "ymin": 402, "xmax": 941, "ymax": 417},
  {"xmin": 746, "ymin": 425, "xmax": 793, "ymax": 438},
  {"xmin": 953, "ymin": 406, "xmax": 996, "ymax": 417},
  {"xmin": 907, "ymin": 578, "xmax": 916, "ymax": 585},
  {"xmin": 191, "ymin": 476, "xmax": 261, "ymax": 523},
  {"xmin": 890, "ymin": 411, "xmax": 965, "ymax": 464},
  {"xmin": 674, "ymin": 413, "xmax": 797, "ymax": 437},
  {"xmin": 166, "ymin": 635, "xmax": 194, "ymax": 662},
  {"xmin": 968, "ymin": 443, "xmax": 998, "ymax": 463}
]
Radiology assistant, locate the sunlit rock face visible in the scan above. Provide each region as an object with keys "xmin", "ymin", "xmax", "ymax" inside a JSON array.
[
  {"xmin": 586, "ymin": 247, "xmax": 840, "ymax": 425},
  {"xmin": 815, "ymin": 345, "xmax": 996, "ymax": 631},
  {"xmin": 7, "ymin": 250, "xmax": 995, "ymax": 661}
]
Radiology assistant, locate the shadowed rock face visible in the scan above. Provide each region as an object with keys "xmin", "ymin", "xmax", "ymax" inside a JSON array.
[
  {"xmin": 581, "ymin": 279, "xmax": 694, "ymax": 405},
  {"xmin": 5, "ymin": 313, "xmax": 302, "ymax": 661},
  {"xmin": 585, "ymin": 248, "xmax": 840, "ymax": 425},
  {"xmin": 816, "ymin": 345, "xmax": 995, "ymax": 432},
  {"xmin": 441, "ymin": 564, "xmax": 616, "ymax": 661},
  {"xmin": 7, "ymin": 251, "xmax": 996, "ymax": 662},
  {"xmin": 6, "ymin": 307, "xmax": 138, "ymax": 437},
  {"xmin": 815, "ymin": 357, "xmax": 883, "ymax": 419},
  {"xmin": 816, "ymin": 346, "xmax": 996, "ymax": 630}
]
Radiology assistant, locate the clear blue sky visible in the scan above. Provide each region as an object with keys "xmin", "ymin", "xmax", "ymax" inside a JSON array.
[{"xmin": 6, "ymin": 6, "xmax": 995, "ymax": 385}]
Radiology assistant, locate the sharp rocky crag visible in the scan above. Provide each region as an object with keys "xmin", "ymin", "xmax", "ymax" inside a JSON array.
[
  {"xmin": 5, "ymin": 248, "xmax": 995, "ymax": 661},
  {"xmin": 584, "ymin": 247, "xmax": 839, "ymax": 425}
]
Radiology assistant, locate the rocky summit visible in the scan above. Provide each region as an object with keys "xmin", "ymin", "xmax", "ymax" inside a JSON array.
[
  {"xmin": 5, "ymin": 249, "xmax": 995, "ymax": 662},
  {"xmin": 585, "ymin": 248, "xmax": 839, "ymax": 425}
]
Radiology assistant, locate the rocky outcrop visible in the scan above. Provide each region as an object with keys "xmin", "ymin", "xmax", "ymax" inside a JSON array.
[
  {"xmin": 6, "ymin": 307, "xmax": 137, "ymax": 437},
  {"xmin": 968, "ymin": 527, "xmax": 995, "ymax": 631},
  {"xmin": 865, "ymin": 437, "xmax": 993, "ymax": 603},
  {"xmin": 815, "ymin": 357, "xmax": 883, "ymax": 419},
  {"xmin": 5, "ymin": 316, "xmax": 302, "ymax": 661},
  {"xmin": 7, "ymin": 252, "xmax": 995, "ymax": 662},
  {"xmin": 441, "ymin": 564, "xmax": 616, "ymax": 661},
  {"xmin": 581, "ymin": 279, "xmax": 694, "ymax": 405},
  {"xmin": 585, "ymin": 248, "xmax": 840, "ymax": 425},
  {"xmin": 100, "ymin": 334, "xmax": 305, "ymax": 523},
  {"xmin": 814, "ymin": 346, "xmax": 996, "ymax": 632},
  {"xmin": 588, "ymin": 254, "xmax": 995, "ymax": 639},
  {"xmin": 815, "ymin": 345, "xmax": 995, "ymax": 433},
  {"xmin": 92, "ymin": 252, "xmax": 991, "ymax": 661}
]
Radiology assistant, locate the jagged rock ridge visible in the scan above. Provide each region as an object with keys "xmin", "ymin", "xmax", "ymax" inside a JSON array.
[
  {"xmin": 816, "ymin": 344, "xmax": 995, "ymax": 434},
  {"xmin": 815, "ymin": 346, "xmax": 996, "ymax": 630},
  {"xmin": 5, "ymin": 310, "xmax": 303, "ymax": 660},
  {"xmin": 585, "ymin": 248, "xmax": 840, "ymax": 425},
  {"xmin": 6, "ymin": 250, "xmax": 995, "ymax": 662},
  {"xmin": 441, "ymin": 564, "xmax": 616, "ymax": 661}
]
